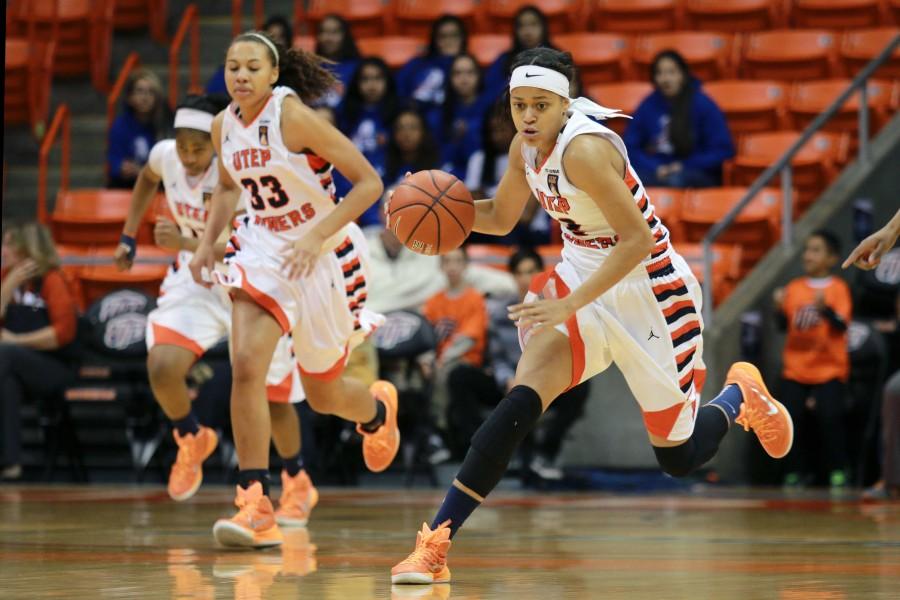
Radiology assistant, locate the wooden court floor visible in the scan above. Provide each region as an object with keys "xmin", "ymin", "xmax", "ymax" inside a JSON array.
[{"xmin": 0, "ymin": 486, "xmax": 898, "ymax": 599}]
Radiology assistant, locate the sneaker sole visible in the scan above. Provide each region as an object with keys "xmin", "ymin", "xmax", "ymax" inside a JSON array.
[
  {"xmin": 391, "ymin": 572, "xmax": 450, "ymax": 584},
  {"xmin": 213, "ymin": 521, "xmax": 283, "ymax": 548},
  {"xmin": 275, "ymin": 515, "xmax": 309, "ymax": 527},
  {"xmin": 169, "ymin": 475, "xmax": 203, "ymax": 502}
]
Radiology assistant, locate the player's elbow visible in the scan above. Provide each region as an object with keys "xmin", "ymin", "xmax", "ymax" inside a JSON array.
[{"xmin": 625, "ymin": 227, "xmax": 655, "ymax": 256}]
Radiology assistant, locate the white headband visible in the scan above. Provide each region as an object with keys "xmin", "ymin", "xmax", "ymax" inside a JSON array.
[
  {"xmin": 509, "ymin": 65, "xmax": 630, "ymax": 122},
  {"xmin": 246, "ymin": 32, "xmax": 279, "ymax": 67},
  {"xmin": 174, "ymin": 107, "xmax": 214, "ymax": 132},
  {"xmin": 509, "ymin": 65, "xmax": 570, "ymax": 99}
]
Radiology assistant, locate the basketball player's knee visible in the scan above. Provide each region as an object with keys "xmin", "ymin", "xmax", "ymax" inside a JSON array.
[
  {"xmin": 230, "ymin": 350, "xmax": 269, "ymax": 385},
  {"xmin": 652, "ymin": 443, "xmax": 694, "ymax": 478},
  {"xmin": 146, "ymin": 350, "xmax": 190, "ymax": 387},
  {"xmin": 268, "ymin": 401, "xmax": 292, "ymax": 420},
  {"xmin": 469, "ymin": 385, "xmax": 543, "ymax": 461}
]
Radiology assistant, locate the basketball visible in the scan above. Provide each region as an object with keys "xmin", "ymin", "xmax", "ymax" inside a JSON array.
[{"xmin": 386, "ymin": 170, "xmax": 475, "ymax": 256}]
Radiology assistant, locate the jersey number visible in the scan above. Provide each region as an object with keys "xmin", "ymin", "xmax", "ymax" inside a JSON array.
[{"xmin": 241, "ymin": 176, "xmax": 289, "ymax": 210}]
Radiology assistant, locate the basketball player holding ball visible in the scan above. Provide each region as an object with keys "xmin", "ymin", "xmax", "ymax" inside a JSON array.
[
  {"xmin": 189, "ymin": 31, "xmax": 400, "ymax": 548},
  {"xmin": 391, "ymin": 47, "xmax": 795, "ymax": 584}
]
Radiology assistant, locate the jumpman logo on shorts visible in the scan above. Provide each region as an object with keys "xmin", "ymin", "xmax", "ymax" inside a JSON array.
[{"xmin": 648, "ymin": 328, "xmax": 660, "ymax": 341}]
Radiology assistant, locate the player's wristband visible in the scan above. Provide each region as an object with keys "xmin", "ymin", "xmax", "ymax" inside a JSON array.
[{"xmin": 119, "ymin": 234, "xmax": 137, "ymax": 260}]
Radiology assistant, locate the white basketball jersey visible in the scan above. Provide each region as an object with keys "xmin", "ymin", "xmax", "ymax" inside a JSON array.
[
  {"xmin": 522, "ymin": 111, "xmax": 670, "ymax": 261},
  {"xmin": 220, "ymin": 86, "xmax": 339, "ymax": 253},
  {"xmin": 148, "ymin": 139, "xmax": 219, "ymax": 268}
]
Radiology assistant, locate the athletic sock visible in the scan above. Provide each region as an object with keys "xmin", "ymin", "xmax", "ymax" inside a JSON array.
[
  {"xmin": 238, "ymin": 469, "xmax": 271, "ymax": 496},
  {"xmin": 172, "ymin": 411, "xmax": 200, "ymax": 436},
  {"xmin": 282, "ymin": 451, "xmax": 304, "ymax": 477},
  {"xmin": 431, "ymin": 485, "xmax": 482, "ymax": 538},
  {"xmin": 707, "ymin": 384, "xmax": 743, "ymax": 426},
  {"xmin": 359, "ymin": 399, "xmax": 387, "ymax": 433}
]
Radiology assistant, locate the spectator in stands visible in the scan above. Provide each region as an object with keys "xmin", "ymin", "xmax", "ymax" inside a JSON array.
[
  {"xmin": 422, "ymin": 247, "xmax": 490, "ymax": 456},
  {"xmin": 339, "ymin": 57, "xmax": 397, "ymax": 191},
  {"xmin": 107, "ymin": 68, "xmax": 168, "ymax": 189},
  {"xmin": 623, "ymin": 50, "xmax": 734, "ymax": 188},
  {"xmin": 773, "ymin": 230, "xmax": 852, "ymax": 488},
  {"xmin": 441, "ymin": 54, "xmax": 492, "ymax": 181},
  {"xmin": 466, "ymin": 101, "xmax": 551, "ymax": 247},
  {"xmin": 383, "ymin": 107, "xmax": 441, "ymax": 194},
  {"xmin": 396, "ymin": 15, "xmax": 468, "ymax": 118},
  {"xmin": 315, "ymin": 14, "xmax": 361, "ymax": 108},
  {"xmin": 489, "ymin": 249, "xmax": 589, "ymax": 483},
  {"xmin": 0, "ymin": 222, "xmax": 78, "ymax": 481},
  {"xmin": 484, "ymin": 6, "xmax": 556, "ymax": 101},
  {"xmin": 206, "ymin": 15, "xmax": 295, "ymax": 95}
]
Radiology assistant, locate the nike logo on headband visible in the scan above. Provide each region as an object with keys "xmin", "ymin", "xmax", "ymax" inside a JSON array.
[{"xmin": 524, "ymin": 73, "xmax": 541, "ymax": 78}]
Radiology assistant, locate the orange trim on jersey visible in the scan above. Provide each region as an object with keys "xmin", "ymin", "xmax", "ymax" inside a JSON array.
[
  {"xmin": 266, "ymin": 370, "xmax": 293, "ymax": 404},
  {"xmin": 675, "ymin": 346, "xmax": 697, "ymax": 366},
  {"xmin": 652, "ymin": 278, "xmax": 688, "ymax": 297},
  {"xmin": 342, "ymin": 258, "xmax": 361, "ymax": 275},
  {"xmin": 552, "ymin": 273, "xmax": 586, "ymax": 390},
  {"xmin": 670, "ymin": 320, "xmax": 702, "ymax": 342},
  {"xmin": 642, "ymin": 402, "xmax": 685, "ymax": 440},
  {"xmin": 229, "ymin": 93, "xmax": 276, "ymax": 129},
  {"xmin": 679, "ymin": 369, "xmax": 694, "ymax": 390},
  {"xmin": 233, "ymin": 264, "xmax": 291, "ymax": 333},
  {"xmin": 528, "ymin": 142, "xmax": 557, "ymax": 173},
  {"xmin": 298, "ymin": 345, "xmax": 348, "ymax": 381},
  {"xmin": 695, "ymin": 368, "xmax": 707, "ymax": 394},
  {"xmin": 664, "ymin": 300, "xmax": 696, "ymax": 320},
  {"xmin": 150, "ymin": 323, "xmax": 204, "ymax": 357},
  {"xmin": 345, "ymin": 275, "xmax": 365, "ymax": 294},
  {"xmin": 647, "ymin": 256, "xmax": 673, "ymax": 276}
]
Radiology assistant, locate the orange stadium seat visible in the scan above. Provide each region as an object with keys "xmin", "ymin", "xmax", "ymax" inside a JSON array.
[
  {"xmin": 357, "ymin": 37, "xmax": 426, "ymax": 68},
  {"xmin": 841, "ymin": 28, "xmax": 900, "ymax": 80},
  {"xmin": 892, "ymin": 0, "xmax": 900, "ymax": 23},
  {"xmin": 477, "ymin": 0, "xmax": 581, "ymax": 36},
  {"xmin": 679, "ymin": 187, "xmax": 783, "ymax": 275},
  {"xmin": 683, "ymin": 0, "xmax": 785, "ymax": 32},
  {"xmin": 50, "ymin": 190, "xmax": 164, "ymax": 247},
  {"xmin": 292, "ymin": 36, "xmax": 315, "ymax": 53},
  {"xmin": 792, "ymin": 0, "xmax": 885, "ymax": 30},
  {"xmin": 741, "ymin": 30, "xmax": 840, "ymax": 81},
  {"xmin": 4, "ymin": 38, "xmax": 54, "ymax": 132},
  {"xmin": 536, "ymin": 244, "xmax": 564, "ymax": 267},
  {"xmin": 555, "ymin": 33, "xmax": 630, "ymax": 86},
  {"xmin": 788, "ymin": 79, "xmax": 894, "ymax": 135},
  {"xmin": 704, "ymin": 80, "xmax": 788, "ymax": 136},
  {"xmin": 645, "ymin": 187, "xmax": 685, "ymax": 242},
  {"xmin": 675, "ymin": 242, "xmax": 743, "ymax": 306},
  {"xmin": 469, "ymin": 34, "xmax": 510, "ymax": 67},
  {"xmin": 9, "ymin": 0, "xmax": 114, "ymax": 91},
  {"xmin": 113, "ymin": 0, "xmax": 149, "ymax": 29},
  {"xmin": 466, "ymin": 244, "xmax": 514, "ymax": 271},
  {"xmin": 77, "ymin": 261, "xmax": 169, "ymax": 307},
  {"xmin": 302, "ymin": 0, "xmax": 387, "ymax": 38},
  {"xmin": 586, "ymin": 81, "xmax": 652, "ymax": 136},
  {"xmin": 392, "ymin": 0, "xmax": 478, "ymax": 38},
  {"xmin": 589, "ymin": 0, "xmax": 680, "ymax": 33},
  {"xmin": 725, "ymin": 131, "xmax": 848, "ymax": 214},
  {"xmin": 631, "ymin": 32, "xmax": 736, "ymax": 82}
]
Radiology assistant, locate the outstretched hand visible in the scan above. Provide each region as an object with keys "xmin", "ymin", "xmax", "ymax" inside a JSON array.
[
  {"xmin": 842, "ymin": 228, "xmax": 895, "ymax": 270},
  {"xmin": 282, "ymin": 229, "xmax": 326, "ymax": 280}
]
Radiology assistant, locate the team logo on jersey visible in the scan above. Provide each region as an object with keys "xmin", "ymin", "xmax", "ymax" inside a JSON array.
[
  {"xmin": 258, "ymin": 125, "xmax": 270, "ymax": 147},
  {"xmin": 547, "ymin": 174, "xmax": 561, "ymax": 197}
]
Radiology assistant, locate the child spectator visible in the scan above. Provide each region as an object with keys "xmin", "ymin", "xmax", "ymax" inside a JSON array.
[
  {"xmin": 440, "ymin": 54, "xmax": 492, "ymax": 181},
  {"xmin": 396, "ymin": 15, "xmax": 468, "ymax": 115},
  {"xmin": 623, "ymin": 50, "xmax": 734, "ymax": 188},
  {"xmin": 314, "ymin": 14, "xmax": 361, "ymax": 108},
  {"xmin": 1, "ymin": 222, "xmax": 78, "ymax": 480},
  {"xmin": 774, "ymin": 230, "xmax": 852, "ymax": 488},
  {"xmin": 107, "ymin": 68, "xmax": 168, "ymax": 188},
  {"xmin": 484, "ymin": 6, "xmax": 556, "ymax": 101}
]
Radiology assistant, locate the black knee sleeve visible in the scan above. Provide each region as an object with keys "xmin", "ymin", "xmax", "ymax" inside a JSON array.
[
  {"xmin": 457, "ymin": 385, "xmax": 543, "ymax": 496},
  {"xmin": 652, "ymin": 442, "xmax": 696, "ymax": 478},
  {"xmin": 653, "ymin": 405, "xmax": 729, "ymax": 478}
]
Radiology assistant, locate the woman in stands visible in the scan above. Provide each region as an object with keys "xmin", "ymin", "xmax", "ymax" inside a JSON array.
[
  {"xmin": 391, "ymin": 47, "xmax": 792, "ymax": 584},
  {"xmin": 0, "ymin": 222, "xmax": 78, "ymax": 481},
  {"xmin": 484, "ymin": 6, "xmax": 557, "ymax": 101},
  {"xmin": 114, "ymin": 95, "xmax": 317, "ymax": 527},
  {"xmin": 190, "ymin": 31, "xmax": 399, "ymax": 548},
  {"xmin": 396, "ymin": 15, "xmax": 468, "ymax": 117},
  {"xmin": 314, "ymin": 14, "xmax": 361, "ymax": 108},
  {"xmin": 107, "ymin": 69, "xmax": 169, "ymax": 189},
  {"xmin": 623, "ymin": 50, "xmax": 734, "ymax": 188}
]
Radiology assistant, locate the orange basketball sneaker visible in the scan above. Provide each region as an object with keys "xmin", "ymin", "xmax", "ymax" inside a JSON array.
[
  {"xmin": 391, "ymin": 521, "xmax": 452, "ymax": 584},
  {"xmin": 727, "ymin": 362, "xmax": 794, "ymax": 459},
  {"xmin": 357, "ymin": 380, "xmax": 401, "ymax": 472},
  {"xmin": 275, "ymin": 469, "xmax": 319, "ymax": 527},
  {"xmin": 212, "ymin": 482, "xmax": 283, "ymax": 548},
  {"xmin": 168, "ymin": 426, "xmax": 218, "ymax": 501}
]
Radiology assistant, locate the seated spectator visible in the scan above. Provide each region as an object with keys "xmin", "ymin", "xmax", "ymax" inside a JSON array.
[
  {"xmin": 383, "ymin": 107, "xmax": 441, "ymax": 192},
  {"xmin": 396, "ymin": 15, "xmax": 468, "ymax": 116},
  {"xmin": 107, "ymin": 68, "xmax": 168, "ymax": 189},
  {"xmin": 773, "ymin": 230, "xmax": 852, "ymax": 488},
  {"xmin": 314, "ymin": 14, "xmax": 361, "ymax": 108},
  {"xmin": 490, "ymin": 249, "xmax": 589, "ymax": 484},
  {"xmin": 1, "ymin": 222, "xmax": 78, "ymax": 481},
  {"xmin": 366, "ymin": 224, "xmax": 445, "ymax": 316},
  {"xmin": 338, "ymin": 57, "xmax": 397, "ymax": 188},
  {"xmin": 422, "ymin": 247, "xmax": 490, "ymax": 455},
  {"xmin": 484, "ymin": 6, "xmax": 557, "ymax": 101},
  {"xmin": 440, "ymin": 54, "xmax": 493, "ymax": 181},
  {"xmin": 623, "ymin": 50, "xmax": 734, "ymax": 188},
  {"xmin": 206, "ymin": 15, "xmax": 293, "ymax": 95}
]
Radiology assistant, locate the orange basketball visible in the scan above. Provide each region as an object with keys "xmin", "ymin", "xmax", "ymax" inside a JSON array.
[{"xmin": 386, "ymin": 170, "xmax": 475, "ymax": 256}]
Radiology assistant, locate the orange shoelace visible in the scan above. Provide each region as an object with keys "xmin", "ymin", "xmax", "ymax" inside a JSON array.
[{"xmin": 735, "ymin": 403, "xmax": 779, "ymax": 444}]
